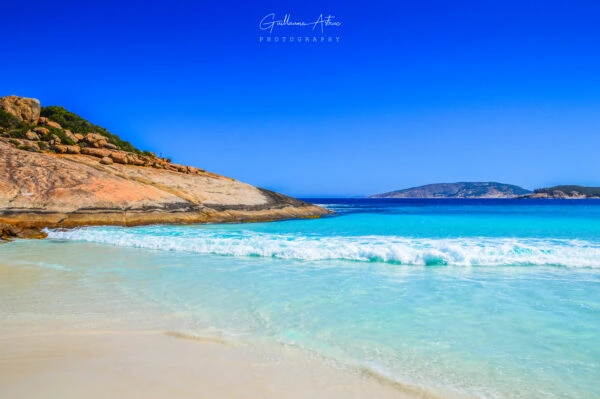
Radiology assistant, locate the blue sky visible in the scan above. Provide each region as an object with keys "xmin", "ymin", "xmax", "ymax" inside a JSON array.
[{"xmin": 2, "ymin": 1, "xmax": 599, "ymax": 196}]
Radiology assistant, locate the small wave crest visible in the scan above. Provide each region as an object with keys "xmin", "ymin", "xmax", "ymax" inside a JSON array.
[{"xmin": 45, "ymin": 227, "xmax": 600, "ymax": 268}]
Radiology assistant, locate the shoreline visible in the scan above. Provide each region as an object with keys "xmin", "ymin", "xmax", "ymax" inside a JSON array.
[
  {"xmin": 0, "ymin": 325, "xmax": 437, "ymax": 399},
  {"xmin": 4, "ymin": 215, "xmax": 599, "ymax": 398},
  {"xmin": 0, "ymin": 254, "xmax": 441, "ymax": 399}
]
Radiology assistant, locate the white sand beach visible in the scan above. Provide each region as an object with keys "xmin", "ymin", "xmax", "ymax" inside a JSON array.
[
  {"xmin": 0, "ymin": 328, "xmax": 425, "ymax": 399},
  {"xmin": 0, "ymin": 256, "xmax": 437, "ymax": 399}
]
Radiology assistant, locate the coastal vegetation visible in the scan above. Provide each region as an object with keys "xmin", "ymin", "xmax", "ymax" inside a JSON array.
[
  {"xmin": 39, "ymin": 106, "xmax": 149, "ymax": 155},
  {"xmin": 0, "ymin": 108, "xmax": 30, "ymax": 136},
  {"xmin": 0, "ymin": 97, "xmax": 150, "ymax": 155}
]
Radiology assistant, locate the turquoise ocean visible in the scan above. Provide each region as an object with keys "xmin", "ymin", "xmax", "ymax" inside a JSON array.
[{"xmin": 3, "ymin": 199, "xmax": 599, "ymax": 398}]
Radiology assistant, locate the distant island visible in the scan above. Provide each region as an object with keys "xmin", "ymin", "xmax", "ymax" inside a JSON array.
[
  {"xmin": 0, "ymin": 95, "xmax": 330, "ymax": 240},
  {"xmin": 523, "ymin": 185, "xmax": 600, "ymax": 199},
  {"xmin": 370, "ymin": 182, "xmax": 532, "ymax": 198}
]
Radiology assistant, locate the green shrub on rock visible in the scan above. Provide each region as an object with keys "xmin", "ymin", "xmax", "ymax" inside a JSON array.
[{"xmin": 40, "ymin": 106, "xmax": 143, "ymax": 154}]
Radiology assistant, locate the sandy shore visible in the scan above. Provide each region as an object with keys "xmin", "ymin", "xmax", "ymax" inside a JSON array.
[
  {"xmin": 0, "ymin": 254, "xmax": 438, "ymax": 399},
  {"xmin": 0, "ymin": 328, "xmax": 437, "ymax": 399}
]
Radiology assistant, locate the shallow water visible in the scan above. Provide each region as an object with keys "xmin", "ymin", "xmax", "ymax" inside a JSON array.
[{"xmin": 2, "ymin": 199, "xmax": 600, "ymax": 398}]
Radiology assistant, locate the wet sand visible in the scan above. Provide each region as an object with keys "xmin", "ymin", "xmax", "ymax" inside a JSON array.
[
  {"xmin": 0, "ymin": 257, "xmax": 436, "ymax": 399},
  {"xmin": 0, "ymin": 328, "xmax": 424, "ymax": 399}
]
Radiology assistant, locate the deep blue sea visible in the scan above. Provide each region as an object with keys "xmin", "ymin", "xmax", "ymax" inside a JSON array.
[{"xmin": 3, "ymin": 199, "xmax": 600, "ymax": 398}]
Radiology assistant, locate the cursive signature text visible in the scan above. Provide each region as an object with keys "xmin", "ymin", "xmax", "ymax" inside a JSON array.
[{"xmin": 259, "ymin": 13, "xmax": 341, "ymax": 34}]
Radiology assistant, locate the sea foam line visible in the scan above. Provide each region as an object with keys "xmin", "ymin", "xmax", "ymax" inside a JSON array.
[{"xmin": 45, "ymin": 227, "xmax": 600, "ymax": 267}]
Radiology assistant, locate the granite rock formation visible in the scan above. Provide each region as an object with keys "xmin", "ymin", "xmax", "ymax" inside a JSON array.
[
  {"xmin": 0, "ymin": 95, "xmax": 41, "ymax": 125},
  {"xmin": 0, "ymin": 96, "xmax": 330, "ymax": 238}
]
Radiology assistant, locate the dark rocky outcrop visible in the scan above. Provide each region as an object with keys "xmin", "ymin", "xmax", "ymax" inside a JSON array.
[{"xmin": 0, "ymin": 223, "xmax": 48, "ymax": 241}]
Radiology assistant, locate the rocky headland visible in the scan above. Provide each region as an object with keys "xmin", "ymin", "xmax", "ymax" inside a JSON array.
[
  {"xmin": 522, "ymin": 185, "xmax": 600, "ymax": 199},
  {"xmin": 0, "ymin": 95, "xmax": 330, "ymax": 240}
]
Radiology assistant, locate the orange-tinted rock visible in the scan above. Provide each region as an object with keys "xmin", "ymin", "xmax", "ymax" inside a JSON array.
[
  {"xmin": 110, "ymin": 151, "xmax": 129, "ymax": 164},
  {"xmin": 25, "ymin": 130, "xmax": 40, "ymax": 141},
  {"xmin": 92, "ymin": 139, "xmax": 108, "ymax": 148},
  {"xmin": 54, "ymin": 145, "xmax": 81, "ymax": 154},
  {"xmin": 81, "ymin": 147, "xmax": 110, "ymax": 158},
  {"xmin": 125, "ymin": 154, "xmax": 145, "ymax": 166},
  {"xmin": 0, "ymin": 96, "xmax": 41, "ymax": 125},
  {"xmin": 0, "ymin": 140, "xmax": 330, "ymax": 230},
  {"xmin": 64, "ymin": 130, "xmax": 79, "ymax": 143},
  {"xmin": 46, "ymin": 120, "xmax": 62, "ymax": 129},
  {"xmin": 33, "ymin": 127, "xmax": 50, "ymax": 135},
  {"xmin": 49, "ymin": 134, "xmax": 61, "ymax": 145}
]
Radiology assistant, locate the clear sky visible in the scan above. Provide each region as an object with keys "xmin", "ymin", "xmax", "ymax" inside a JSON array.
[{"xmin": 2, "ymin": 1, "xmax": 599, "ymax": 196}]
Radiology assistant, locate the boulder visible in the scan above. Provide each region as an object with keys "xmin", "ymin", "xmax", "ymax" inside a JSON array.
[
  {"xmin": 92, "ymin": 139, "xmax": 108, "ymax": 148},
  {"xmin": 110, "ymin": 151, "xmax": 129, "ymax": 164},
  {"xmin": 74, "ymin": 133, "xmax": 84, "ymax": 141},
  {"xmin": 81, "ymin": 147, "xmax": 110, "ymax": 158},
  {"xmin": 0, "ymin": 223, "xmax": 19, "ymax": 240},
  {"xmin": 83, "ymin": 133, "xmax": 109, "ymax": 148},
  {"xmin": 25, "ymin": 130, "xmax": 40, "ymax": 141},
  {"xmin": 49, "ymin": 134, "xmax": 61, "ymax": 146},
  {"xmin": 64, "ymin": 129, "xmax": 79, "ymax": 143},
  {"xmin": 0, "ymin": 223, "xmax": 47, "ymax": 240},
  {"xmin": 84, "ymin": 133, "xmax": 104, "ymax": 143},
  {"xmin": 16, "ymin": 228, "xmax": 48, "ymax": 239},
  {"xmin": 54, "ymin": 145, "xmax": 81, "ymax": 154},
  {"xmin": 33, "ymin": 126, "xmax": 50, "ymax": 135},
  {"xmin": 99, "ymin": 156, "xmax": 114, "ymax": 165},
  {"xmin": 172, "ymin": 164, "xmax": 189, "ymax": 173},
  {"xmin": 46, "ymin": 120, "xmax": 62, "ymax": 129},
  {"xmin": 126, "ymin": 154, "xmax": 145, "ymax": 166},
  {"xmin": 103, "ymin": 142, "xmax": 118, "ymax": 150},
  {"xmin": 37, "ymin": 117, "xmax": 62, "ymax": 129},
  {"xmin": 0, "ymin": 96, "xmax": 41, "ymax": 125}
]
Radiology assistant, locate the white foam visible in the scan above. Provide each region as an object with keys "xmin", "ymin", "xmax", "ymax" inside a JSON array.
[{"xmin": 45, "ymin": 227, "xmax": 600, "ymax": 268}]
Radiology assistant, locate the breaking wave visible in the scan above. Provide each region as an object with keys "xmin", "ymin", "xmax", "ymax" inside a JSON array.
[{"xmin": 45, "ymin": 226, "xmax": 600, "ymax": 268}]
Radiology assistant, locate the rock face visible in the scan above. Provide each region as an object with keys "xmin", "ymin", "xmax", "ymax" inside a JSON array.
[
  {"xmin": 0, "ymin": 95, "xmax": 331, "ymax": 237},
  {"xmin": 0, "ymin": 95, "xmax": 41, "ymax": 125},
  {"xmin": 0, "ymin": 140, "xmax": 330, "ymax": 232},
  {"xmin": 370, "ymin": 182, "xmax": 532, "ymax": 199}
]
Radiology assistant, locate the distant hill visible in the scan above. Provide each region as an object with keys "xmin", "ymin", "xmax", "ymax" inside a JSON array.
[
  {"xmin": 370, "ymin": 182, "xmax": 532, "ymax": 199},
  {"xmin": 526, "ymin": 185, "xmax": 600, "ymax": 199}
]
